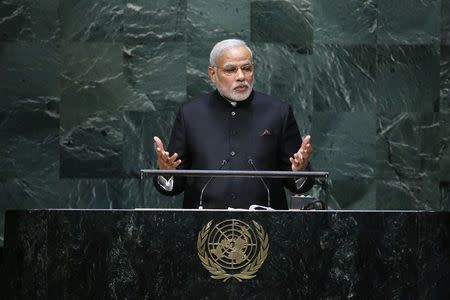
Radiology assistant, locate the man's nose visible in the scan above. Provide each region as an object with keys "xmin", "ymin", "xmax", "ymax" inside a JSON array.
[{"xmin": 235, "ymin": 67, "xmax": 245, "ymax": 80}]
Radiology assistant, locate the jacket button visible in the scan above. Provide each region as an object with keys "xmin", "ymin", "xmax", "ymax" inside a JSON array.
[
  {"xmin": 230, "ymin": 151, "xmax": 236, "ymax": 156},
  {"xmin": 231, "ymin": 111, "xmax": 236, "ymax": 116}
]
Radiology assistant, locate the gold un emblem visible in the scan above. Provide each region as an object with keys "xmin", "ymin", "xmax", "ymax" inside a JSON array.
[{"xmin": 197, "ymin": 219, "xmax": 269, "ymax": 282}]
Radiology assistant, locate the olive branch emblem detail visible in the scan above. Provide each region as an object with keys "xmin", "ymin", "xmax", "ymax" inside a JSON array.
[{"xmin": 197, "ymin": 219, "xmax": 269, "ymax": 282}]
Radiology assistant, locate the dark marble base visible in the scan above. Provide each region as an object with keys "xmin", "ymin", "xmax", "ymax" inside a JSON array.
[
  {"xmin": 0, "ymin": 246, "xmax": 3, "ymax": 288},
  {"xmin": 3, "ymin": 209, "xmax": 450, "ymax": 299}
]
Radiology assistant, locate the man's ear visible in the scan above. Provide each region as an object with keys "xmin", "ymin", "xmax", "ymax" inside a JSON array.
[{"xmin": 208, "ymin": 66, "xmax": 216, "ymax": 83}]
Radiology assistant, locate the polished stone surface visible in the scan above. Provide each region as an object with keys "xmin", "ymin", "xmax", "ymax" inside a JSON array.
[
  {"xmin": 1, "ymin": 0, "xmax": 450, "ymax": 246},
  {"xmin": 3, "ymin": 209, "xmax": 449, "ymax": 299}
]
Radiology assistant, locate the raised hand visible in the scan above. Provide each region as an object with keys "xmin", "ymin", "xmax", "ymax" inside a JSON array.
[
  {"xmin": 289, "ymin": 135, "xmax": 312, "ymax": 172},
  {"xmin": 153, "ymin": 136, "xmax": 182, "ymax": 170}
]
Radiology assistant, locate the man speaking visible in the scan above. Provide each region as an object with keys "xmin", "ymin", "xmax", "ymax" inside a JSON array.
[{"xmin": 153, "ymin": 39, "xmax": 313, "ymax": 209}]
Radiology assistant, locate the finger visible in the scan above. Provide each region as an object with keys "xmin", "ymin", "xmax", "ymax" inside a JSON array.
[
  {"xmin": 301, "ymin": 135, "xmax": 311, "ymax": 148},
  {"xmin": 172, "ymin": 159, "xmax": 182, "ymax": 168},
  {"xmin": 155, "ymin": 147, "xmax": 165, "ymax": 159},
  {"xmin": 153, "ymin": 136, "xmax": 165, "ymax": 151},
  {"xmin": 303, "ymin": 145, "xmax": 312, "ymax": 157},
  {"xmin": 168, "ymin": 153, "xmax": 178, "ymax": 162},
  {"xmin": 159, "ymin": 150, "xmax": 169, "ymax": 163},
  {"xmin": 294, "ymin": 152, "xmax": 303, "ymax": 162}
]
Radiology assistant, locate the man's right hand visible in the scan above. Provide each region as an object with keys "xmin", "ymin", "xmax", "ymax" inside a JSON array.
[{"xmin": 153, "ymin": 136, "xmax": 182, "ymax": 170}]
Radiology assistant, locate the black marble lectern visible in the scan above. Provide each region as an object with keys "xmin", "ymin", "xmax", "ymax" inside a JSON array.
[{"xmin": 3, "ymin": 209, "xmax": 450, "ymax": 299}]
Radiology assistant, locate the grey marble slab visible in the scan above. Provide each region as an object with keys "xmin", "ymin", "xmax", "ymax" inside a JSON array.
[
  {"xmin": 376, "ymin": 45, "xmax": 440, "ymax": 113},
  {"xmin": 251, "ymin": 1, "xmax": 313, "ymax": 53},
  {"xmin": 187, "ymin": 0, "xmax": 251, "ymax": 42},
  {"xmin": 122, "ymin": 0, "xmax": 187, "ymax": 44},
  {"xmin": 442, "ymin": 0, "xmax": 450, "ymax": 45},
  {"xmin": 0, "ymin": 42, "xmax": 60, "ymax": 98},
  {"xmin": 311, "ymin": 112, "xmax": 376, "ymax": 180},
  {"xmin": 122, "ymin": 110, "xmax": 179, "ymax": 177},
  {"xmin": 312, "ymin": 44, "xmax": 377, "ymax": 112},
  {"xmin": 377, "ymin": 0, "xmax": 440, "ymax": 45},
  {"xmin": 59, "ymin": 0, "xmax": 124, "ymax": 42},
  {"xmin": 0, "ymin": 0, "xmax": 60, "ymax": 42},
  {"xmin": 440, "ymin": 113, "xmax": 450, "ymax": 181},
  {"xmin": 313, "ymin": 0, "xmax": 377, "ymax": 45},
  {"xmin": 376, "ymin": 113, "xmax": 440, "ymax": 181},
  {"xmin": 440, "ymin": 45, "xmax": 450, "ymax": 113}
]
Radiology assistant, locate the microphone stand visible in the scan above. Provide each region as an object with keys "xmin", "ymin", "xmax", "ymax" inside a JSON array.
[
  {"xmin": 198, "ymin": 159, "xmax": 228, "ymax": 209},
  {"xmin": 248, "ymin": 158, "xmax": 271, "ymax": 208}
]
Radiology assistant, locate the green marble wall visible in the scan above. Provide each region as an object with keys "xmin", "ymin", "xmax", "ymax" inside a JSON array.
[{"xmin": 0, "ymin": 0, "xmax": 449, "ymax": 245}]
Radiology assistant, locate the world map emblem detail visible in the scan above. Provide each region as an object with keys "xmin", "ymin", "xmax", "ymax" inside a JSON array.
[{"xmin": 197, "ymin": 219, "xmax": 269, "ymax": 282}]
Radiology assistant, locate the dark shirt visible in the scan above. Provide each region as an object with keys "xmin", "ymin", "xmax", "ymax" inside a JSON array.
[{"xmin": 153, "ymin": 90, "xmax": 313, "ymax": 209}]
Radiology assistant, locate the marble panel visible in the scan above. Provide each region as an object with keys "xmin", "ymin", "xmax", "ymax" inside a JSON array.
[
  {"xmin": 122, "ymin": 110, "xmax": 178, "ymax": 177},
  {"xmin": 251, "ymin": 1, "xmax": 313, "ymax": 53},
  {"xmin": 312, "ymin": 44, "xmax": 377, "ymax": 112},
  {"xmin": 58, "ymin": 0, "xmax": 124, "ymax": 42},
  {"xmin": 122, "ymin": 0, "xmax": 187, "ymax": 44},
  {"xmin": 60, "ymin": 112, "xmax": 123, "ymax": 178},
  {"xmin": 439, "ymin": 181, "xmax": 450, "ymax": 210},
  {"xmin": 376, "ymin": 178, "xmax": 441, "ymax": 209},
  {"xmin": 0, "ymin": 0, "xmax": 59, "ymax": 42},
  {"xmin": 376, "ymin": 112, "xmax": 440, "ymax": 181},
  {"xmin": 59, "ymin": 42, "xmax": 129, "ymax": 129},
  {"xmin": 442, "ymin": 0, "xmax": 450, "ymax": 44},
  {"xmin": 326, "ymin": 178, "xmax": 376, "ymax": 209},
  {"xmin": 187, "ymin": 0, "xmax": 251, "ymax": 42},
  {"xmin": 0, "ymin": 96, "xmax": 59, "ymax": 178},
  {"xmin": 352, "ymin": 212, "xmax": 419, "ymax": 298},
  {"xmin": 377, "ymin": 0, "xmax": 440, "ymax": 44},
  {"xmin": 440, "ymin": 44, "xmax": 450, "ymax": 113},
  {"xmin": 0, "ymin": 177, "xmax": 68, "ymax": 247},
  {"xmin": 252, "ymin": 42, "xmax": 314, "ymax": 115},
  {"xmin": 59, "ymin": 43, "xmax": 127, "ymax": 178},
  {"xmin": 311, "ymin": 112, "xmax": 376, "ymax": 180},
  {"xmin": 313, "ymin": 0, "xmax": 377, "ymax": 45},
  {"xmin": 3, "ymin": 209, "xmax": 49, "ymax": 298},
  {"xmin": 0, "ymin": 42, "xmax": 60, "ymax": 99},
  {"xmin": 417, "ymin": 212, "xmax": 450, "ymax": 298},
  {"xmin": 376, "ymin": 45, "xmax": 440, "ymax": 112},
  {"xmin": 5, "ymin": 210, "xmax": 447, "ymax": 298},
  {"xmin": 440, "ymin": 113, "xmax": 450, "ymax": 181},
  {"xmin": 186, "ymin": 40, "xmax": 216, "ymax": 100},
  {"xmin": 122, "ymin": 42, "xmax": 187, "ymax": 107}
]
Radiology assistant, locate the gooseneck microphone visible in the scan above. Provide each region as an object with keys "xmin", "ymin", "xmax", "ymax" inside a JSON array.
[
  {"xmin": 248, "ymin": 158, "xmax": 271, "ymax": 208},
  {"xmin": 198, "ymin": 159, "xmax": 229, "ymax": 209}
]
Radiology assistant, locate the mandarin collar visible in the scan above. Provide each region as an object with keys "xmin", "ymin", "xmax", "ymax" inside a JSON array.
[{"xmin": 213, "ymin": 89, "xmax": 254, "ymax": 108}]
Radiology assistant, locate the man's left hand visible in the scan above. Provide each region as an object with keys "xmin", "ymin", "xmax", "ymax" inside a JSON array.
[{"xmin": 290, "ymin": 135, "xmax": 312, "ymax": 172}]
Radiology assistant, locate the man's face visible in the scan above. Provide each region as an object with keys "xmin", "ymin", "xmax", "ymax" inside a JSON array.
[{"xmin": 208, "ymin": 46, "xmax": 254, "ymax": 101}]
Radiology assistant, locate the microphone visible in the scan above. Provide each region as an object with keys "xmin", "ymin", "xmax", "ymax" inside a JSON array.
[
  {"xmin": 248, "ymin": 158, "xmax": 271, "ymax": 208},
  {"xmin": 198, "ymin": 159, "xmax": 229, "ymax": 209}
]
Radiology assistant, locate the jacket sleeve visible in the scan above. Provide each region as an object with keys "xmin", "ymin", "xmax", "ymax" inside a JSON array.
[
  {"xmin": 153, "ymin": 105, "xmax": 191, "ymax": 196},
  {"xmin": 279, "ymin": 104, "xmax": 314, "ymax": 194}
]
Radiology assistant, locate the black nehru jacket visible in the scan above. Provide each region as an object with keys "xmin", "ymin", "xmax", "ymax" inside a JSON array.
[{"xmin": 153, "ymin": 90, "xmax": 313, "ymax": 209}]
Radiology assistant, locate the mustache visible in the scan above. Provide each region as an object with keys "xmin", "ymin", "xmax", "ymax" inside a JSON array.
[{"xmin": 232, "ymin": 81, "xmax": 251, "ymax": 89}]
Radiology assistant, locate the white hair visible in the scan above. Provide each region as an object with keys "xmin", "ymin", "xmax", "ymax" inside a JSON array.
[{"xmin": 209, "ymin": 39, "xmax": 253, "ymax": 67}]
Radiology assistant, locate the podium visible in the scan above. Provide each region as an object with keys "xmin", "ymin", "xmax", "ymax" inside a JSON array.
[{"xmin": 3, "ymin": 209, "xmax": 450, "ymax": 299}]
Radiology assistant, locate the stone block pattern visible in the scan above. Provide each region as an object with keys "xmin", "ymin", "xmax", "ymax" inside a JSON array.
[
  {"xmin": 3, "ymin": 210, "xmax": 450, "ymax": 298},
  {"xmin": 0, "ymin": 0, "xmax": 449, "ymax": 244}
]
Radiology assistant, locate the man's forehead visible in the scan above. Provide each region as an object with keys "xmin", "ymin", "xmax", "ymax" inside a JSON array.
[
  {"xmin": 217, "ymin": 47, "xmax": 252, "ymax": 66},
  {"xmin": 222, "ymin": 59, "xmax": 252, "ymax": 67}
]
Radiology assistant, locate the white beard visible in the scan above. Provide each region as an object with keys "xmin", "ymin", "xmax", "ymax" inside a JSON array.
[{"xmin": 215, "ymin": 79, "xmax": 253, "ymax": 101}]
